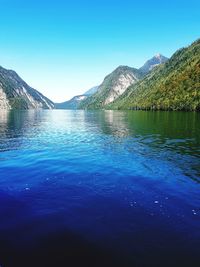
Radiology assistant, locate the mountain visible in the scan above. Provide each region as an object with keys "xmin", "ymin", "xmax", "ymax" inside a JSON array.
[
  {"xmin": 0, "ymin": 66, "xmax": 54, "ymax": 110},
  {"xmin": 139, "ymin": 54, "xmax": 168, "ymax": 74},
  {"xmin": 79, "ymin": 66, "xmax": 143, "ymax": 109},
  {"xmin": 108, "ymin": 39, "xmax": 200, "ymax": 111},
  {"xmin": 55, "ymin": 86, "xmax": 99, "ymax": 109},
  {"xmin": 55, "ymin": 95, "xmax": 87, "ymax": 109},
  {"xmin": 84, "ymin": 86, "xmax": 99, "ymax": 96}
]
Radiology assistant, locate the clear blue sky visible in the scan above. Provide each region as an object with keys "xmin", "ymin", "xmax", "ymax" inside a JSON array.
[{"xmin": 0, "ymin": 0, "xmax": 199, "ymax": 102}]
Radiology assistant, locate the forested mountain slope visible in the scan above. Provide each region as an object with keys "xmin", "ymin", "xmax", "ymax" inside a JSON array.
[{"xmin": 108, "ymin": 39, "xmax": 200, "ymax": 111}]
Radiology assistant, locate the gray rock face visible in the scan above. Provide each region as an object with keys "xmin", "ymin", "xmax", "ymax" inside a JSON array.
[
  {"xmin": 139, "ymin": 54, "xmax": 168, "ymax": 74},
  {"xmin": 0, "ymin": 66, "xmax": 54, "ymax": 110},
  {"xmin": 79, "ymin": 55, "xmax": 168, "ymax": 110},
  {"xmin": 79, "ymin": 66, "xmax": 142, "ymax": 109},
  {"xmin": 0, "ymin": 88, "xmax": 10, "ymax": 109},
  {"xmin": 104, "ymin": 70, "xmax": 139, "ymax": 105}
]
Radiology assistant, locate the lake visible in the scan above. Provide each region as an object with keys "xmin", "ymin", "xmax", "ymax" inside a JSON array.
[{"xmin": 0, "ymin": 110, "xmax": 199, "ymax": 267}]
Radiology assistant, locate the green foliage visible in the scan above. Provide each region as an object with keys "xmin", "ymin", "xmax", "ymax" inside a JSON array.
[
  {"xmin": 79, "ymin": 66, "xmax": 142, "ymax": 109},
  {"xmin": 108, "ymin": 39, "xmax": 200, "ymax": 111}
]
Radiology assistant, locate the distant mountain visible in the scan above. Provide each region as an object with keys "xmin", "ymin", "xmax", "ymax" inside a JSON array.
[
  {"xmin": 0, "ymin": 66, "xmax": 54, "ymax": 110},
  {"xmin": 55, "ymin": 95, "xmax": 87, "ymax": 109},
  {"xmin": 139, "ymin": 54, "xmax": 168, "ymax": 74},
  {"xmin": 55, "ymin": 86, "xmax": 99, "ymax": 109},
  {"xmin": 108, "ymin": 39, "xmax": 200, "ymax": 111},
  {"xmin": 79, "ymin": 66, "xmax": 143, "ymax": 109},
  {"xmin": 84, "ymin": 86, "xmax": 99, "ymax": 96},
  {"xmin": 56, "ymin": 54, "xmax": 168, "ymax": 110}
]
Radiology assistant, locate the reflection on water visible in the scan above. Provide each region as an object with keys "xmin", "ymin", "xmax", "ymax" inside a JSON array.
[{"xmin": 0, "ymin": 110, "xmax": 199, "ymax": 267}]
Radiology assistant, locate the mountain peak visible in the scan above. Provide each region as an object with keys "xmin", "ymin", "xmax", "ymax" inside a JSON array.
[
  {"xmin": 110, "ymin": 38, "xmax": 200, "ymax": 111},
  {"xmin": 155, "ymin": 53, "xmax": 162, "ymax": 58},
  {"xmin": 140, "ymin": 54, "xmax": 168, "ymax": 74},
  {"xmin": 154, "ymin": 53, "xmax": 168, "ymax": 61}
]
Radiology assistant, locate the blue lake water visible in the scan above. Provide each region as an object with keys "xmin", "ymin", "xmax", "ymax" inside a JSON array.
[{"xmin": 0, "ymin": 110, "xmax": 199, "ymax": 266}]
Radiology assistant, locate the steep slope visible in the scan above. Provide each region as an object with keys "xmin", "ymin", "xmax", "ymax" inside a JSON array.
[
  {"xmin": 79, "ymin": 66, "xmax": 142, "ymax": 109},
  {"xmin": 84, "ymin": 86, "xmax": 99, "ymax": 96},
  {"xmin": 108, "ymin": 39, "xmax": 200, "ymax": 111},
  {"xmin": 140, "ymin": 54, "xmax": 168, "ymax": 74},
  {"xmin": 55, "ymin": 86, "xmax": 99, "ymax": 109},
  {"xmin": 0, "ymin": 66, "xmax": 54, "ymax": 110},
  {"xmin": 55, "ymin": 95, "xmax": 87, "ymax": 109}
]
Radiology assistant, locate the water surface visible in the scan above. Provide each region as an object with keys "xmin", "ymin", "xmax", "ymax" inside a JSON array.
[{"xmin": 0, "ymin": 110, "xmax": 199, "ymax": 266}]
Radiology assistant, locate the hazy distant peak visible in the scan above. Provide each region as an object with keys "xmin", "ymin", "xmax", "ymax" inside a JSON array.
[
  {"xmin": 139, "ymin": 54, "xmax": 168, "ymax": 74},
  {"xmin": 154, "ymin": 53, "xmax": 168, "ymax": 61},
  {"xmin": 155, "ymin": 53, "xmax": 162, "ymax": 58},
  {"xmin": 84, "ymin": 86, "xmax": 99, "ymax": 96}
]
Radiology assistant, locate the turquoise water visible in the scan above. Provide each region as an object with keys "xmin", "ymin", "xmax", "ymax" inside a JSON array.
[{"xmin": 0, "ymin": 110, "xmax": 199, "ymax": 266}]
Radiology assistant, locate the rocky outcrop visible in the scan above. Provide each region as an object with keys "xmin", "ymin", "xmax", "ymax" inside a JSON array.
[
  {"xmin": 139, "ymin": 54, "xmax": 168, "ymax": 74},
  {"xmin": 104, "ymin": 70, "xmax": 139, "ymax": 105},
  {"xmin": 0, "ymin": 88, "xmax": 11, "ymax": 109},
  {"xmin": 79, "ymin": 66, "xmax": 142, "ymax": 109},
  {"xmin": 79, "ymin": 54, "xmax": 169, "ymax": 110},
  {"xmin": 0, "ymin": 66, "xmax": 54, "ymax": 110},
  {"xmin": 108, "ymin": 39, "xmax": 200, "ymax": 111}
]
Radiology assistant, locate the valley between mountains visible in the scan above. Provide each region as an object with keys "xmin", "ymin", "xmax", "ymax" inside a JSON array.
[{"xmin": 0, "ymin": 39, "xmax": 199, "ymax": 111}]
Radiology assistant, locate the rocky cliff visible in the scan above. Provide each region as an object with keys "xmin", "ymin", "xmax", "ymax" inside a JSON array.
[
  {"xmin": 0, "ymin": 66, "xmax": 54, "ymax": 110},
  {"xmin": 108, "ymin": 39, "xmax": 200, "ymax": 111},
  {"xmin": 79, "ymin": 66, "xmax": 142, "ymax": 109}
]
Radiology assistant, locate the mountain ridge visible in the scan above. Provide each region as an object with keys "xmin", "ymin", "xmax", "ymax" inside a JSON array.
[
  {"xmin": 79, "ymin": 66, "xmax": 143, "ymax": 109},
  {"xmin": 79, "ymin": 55, "xmax": 168, "ymax": 110},
  {"xmin": 139, "ymin": 54, "xmax": 168, "ymax": 74},
  {"xmin": 107, "ymin": 39, "xmax": 200, "ymax": 111},
  {"xmin": 1, "ymin": 38, "xmax": 199, "ymax": 112},
  {"xmin": 0, "ymin": 66, "xmax": 54, "ymax": 110},
  {"xmin": 84, "ymin": 86, "xmax": 99, "ymax": 96},
  {"xmin": 55, "ymin": 86, "xmax": 99, "ymax": 109}
]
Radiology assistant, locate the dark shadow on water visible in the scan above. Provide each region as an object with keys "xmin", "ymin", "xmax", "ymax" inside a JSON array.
[
  {"xmin": 1, "ymin": 224, "xmax": 199, "ymax": 267},
  {"xmin": 0, "ymin": 192, "xmax": 134, "ymax": 267},
  {"xmin": 0, "ymin": 192, "xmax": 199, "ymax": 267},
  {"xmin": 0, "ymin": 231, "xmax": 134, "ymax": 267}
]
